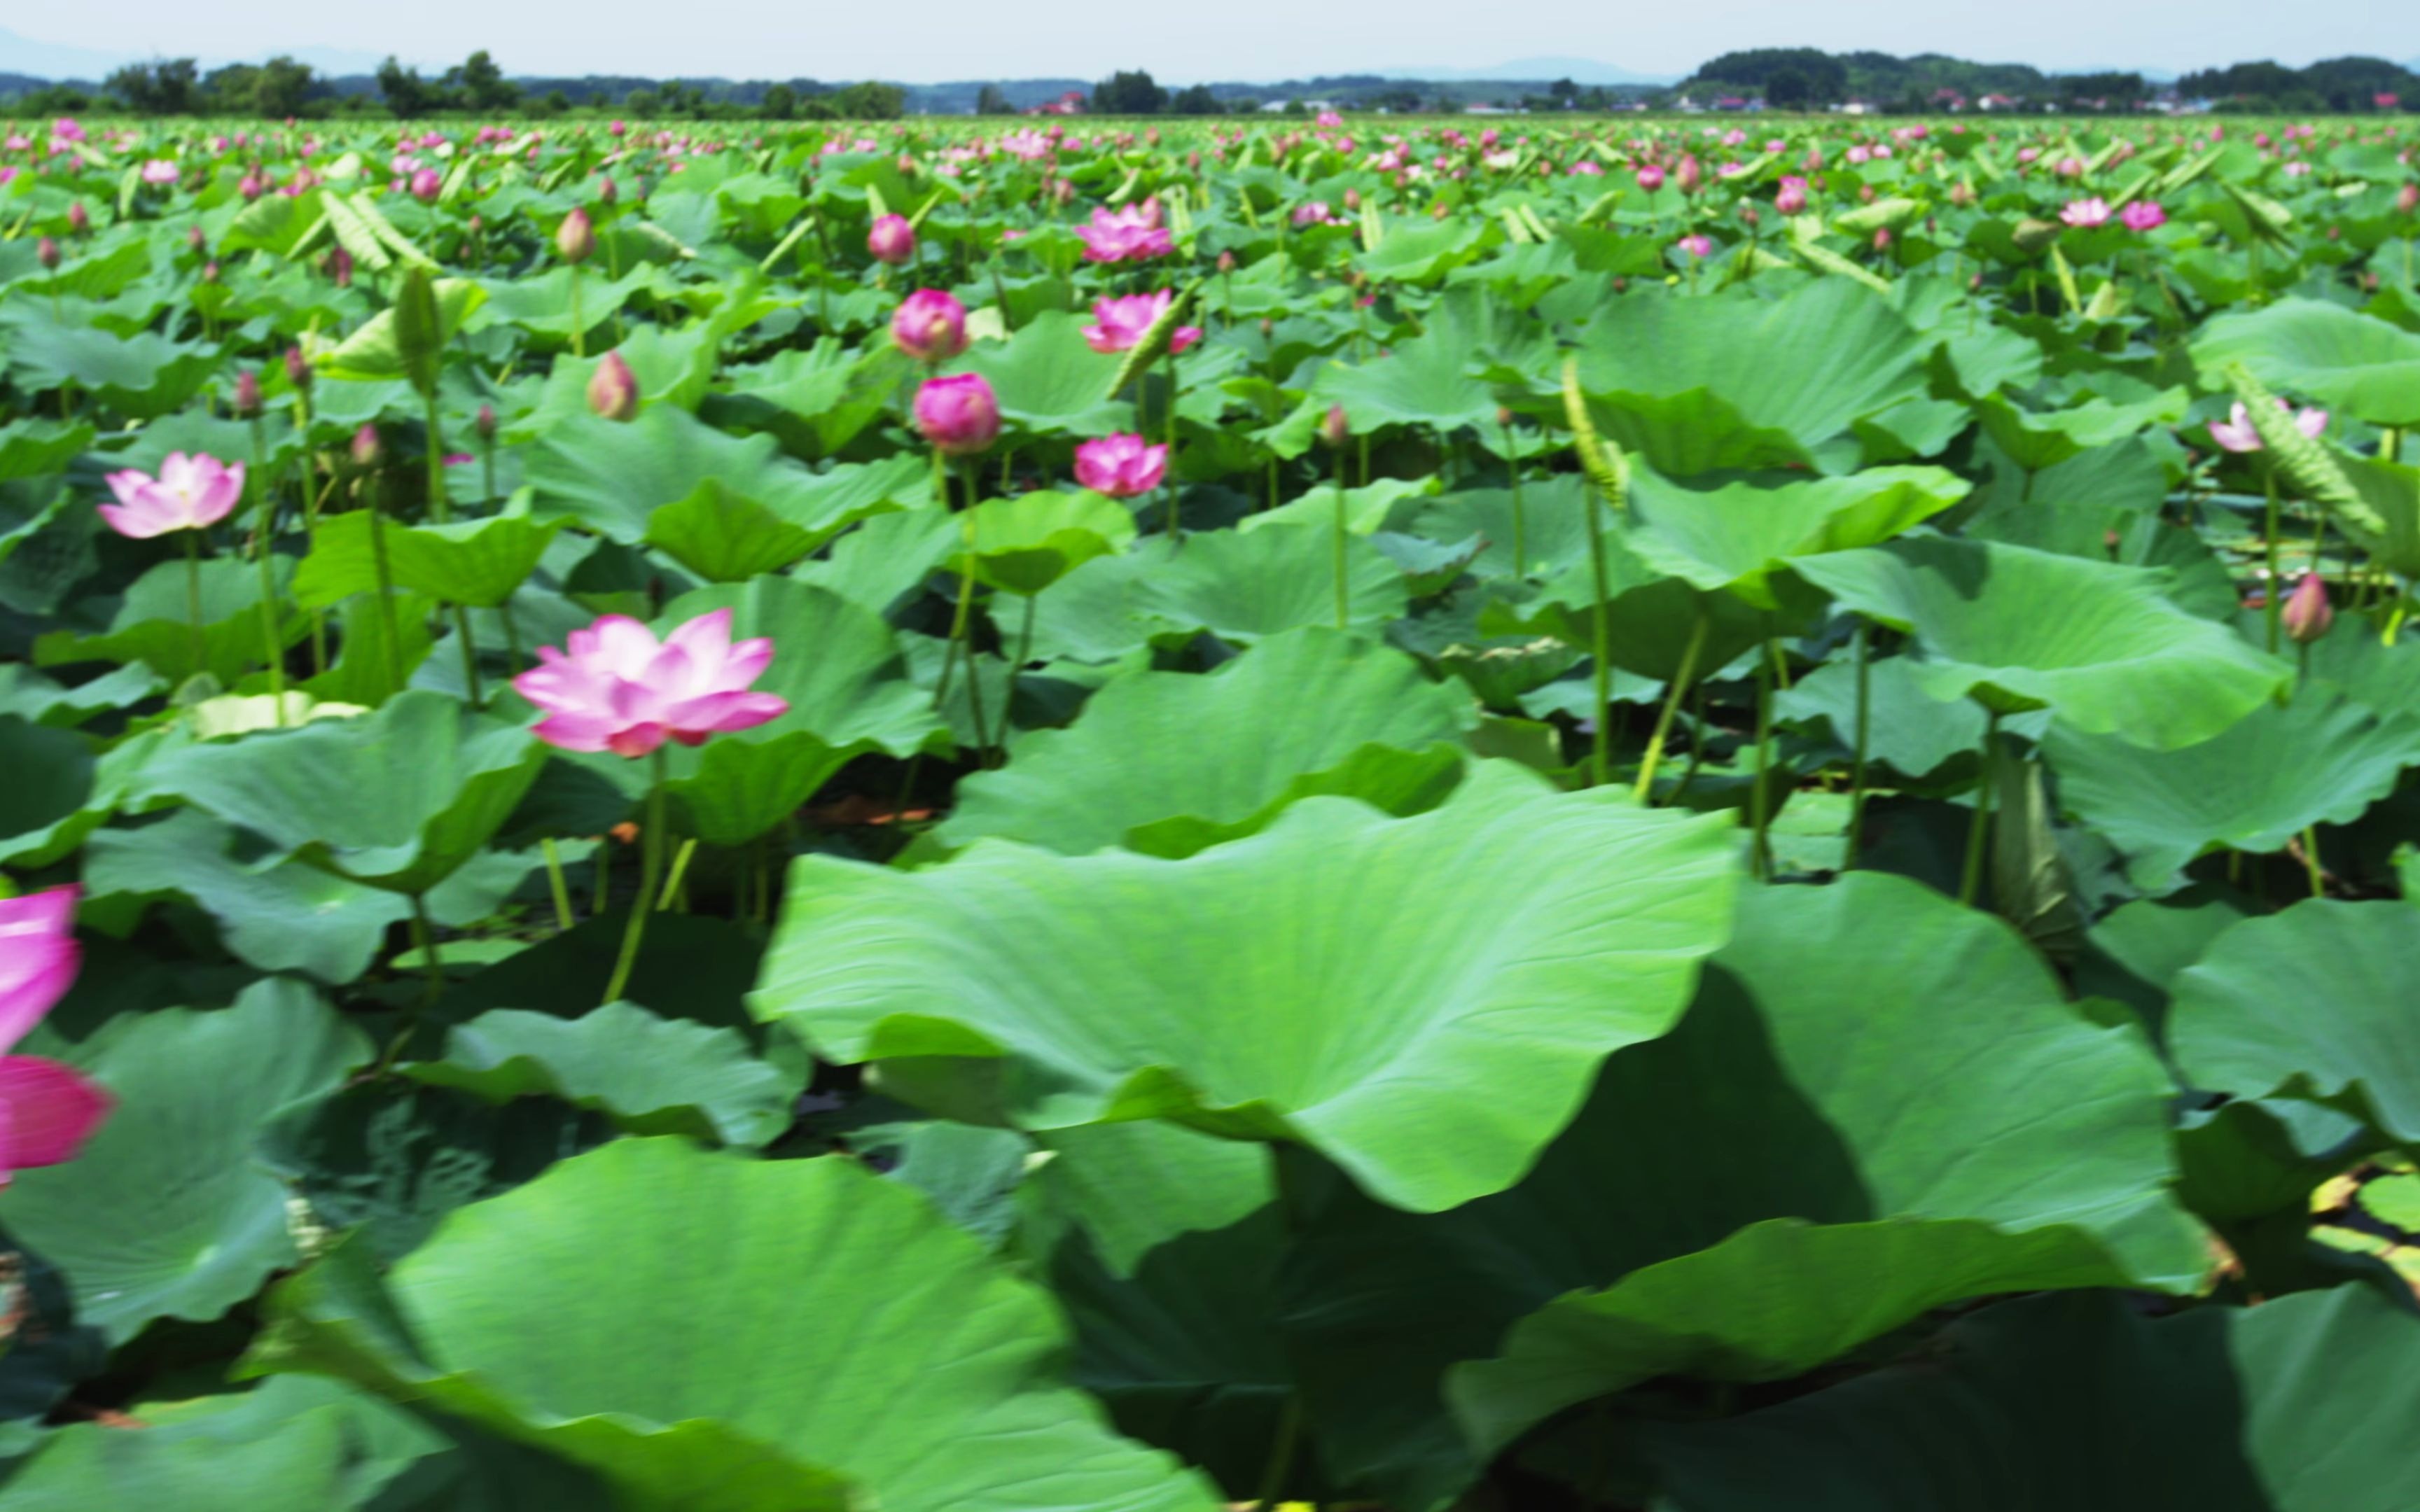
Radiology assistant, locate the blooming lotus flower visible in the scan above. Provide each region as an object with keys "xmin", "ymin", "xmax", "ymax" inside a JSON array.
[
  {"xmin": 139, "ymin": 158, "xmax": 179, "ymax": 186},
  {"xmin": 913, "ymin": 372, "xmax": 1001, "ymax": 456},
  {"xmin": 2208, "ymin": 400, "xmax": 2328, "ymax": 454},
  {"xmin": 2283, "ymin": 572, "xmax": 2333, "ymax": 644},
  {"xmin": 1074, "ymin": 433, "xmax": 1168, "ymax": 498},
  {"xmin": 0, "ymin": 887, "xmax": 111, "ymax": 1186},
  {"xmin": 1083, "ymin": 291, "xmax": 1202, "ymax": 356},
  {"xmin": 1775, "ymin": 176, "xmax": 1808, "ymax": 214},
  {"xmin": 1073, "ymin": 204, "xmax": 1173, "ymax": 263},
  {"xmin": 99, "ymin": 453, "xmax": 245, "ymax": 538},
  {"xmin": 2059, "ymin": 197, "xmax": 2113, "ymax": 228},
  {"xmin": 1292, "ymin": 201, "xmax": 1335, "ymax": 226},
  {"xmin": 2120, "ymin": 200, "xmax": 2167, "ymax": 232},
  {"xmin": 515, "ymin": 609, "xmax": 789, "ymax": 758},
  {"xmin": 891, "ymin": 288, "xmax": 968, "ymax": 362},
  {"xmin": 867, "ymin": 213, "xmax": 915, "ymax": 265}
]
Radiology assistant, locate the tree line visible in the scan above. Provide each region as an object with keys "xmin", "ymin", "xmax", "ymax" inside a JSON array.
[{"xmin": 1683, "ymin": 47, "xmax": 2417, "ymax": 113}]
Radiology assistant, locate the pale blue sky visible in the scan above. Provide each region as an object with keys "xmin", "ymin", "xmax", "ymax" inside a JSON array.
[{"xmin": 4, "ymin": 0, "xmax": 2409, "ymax": 85}]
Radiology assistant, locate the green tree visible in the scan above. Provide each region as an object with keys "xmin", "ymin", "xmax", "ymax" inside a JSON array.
[
  {"xmin": 107, "ymin": 58, "xmax": 200, "ymax": 114},
  {"xmin": 828, "ymin": 80, "xmax": 905, "ymax": 119},
  {"xmin": 253, "ymin": 56, "xmax": 317, "ymax": 118},
  {"xmin": 377, "ymin": 55, "xmax": 439, "ymax": 118},
  {"xmin": 975, "ymin": 83, "xmax": 1012, "ymax": 115},
  {"xmin": 457, "ymin": 50, "xmax": 520, "ymax": 111},
  {"xmin": 1765, "ymin": 66, "xmax": 1810, "ymax": 108},
  {"xmin": 1091, "ymin": 69, "xmax": 1167, "ymax": 115},
  {"xmin": 624, "ymin": 87, "xmax": 660, "ymax": 115},
  {"xmin": 1549, "ymin": 76, "xmax": 1578, "ymax": 104},
  {"xmin": 1169, "ymin": 83, "xmax": 1220, "ymax": 115},
  {"xmin": 760, "ymin": 83, "xmax": 797, "ymax": 120}
]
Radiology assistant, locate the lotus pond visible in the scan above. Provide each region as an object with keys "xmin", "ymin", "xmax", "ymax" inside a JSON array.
[{"xmin": 1, "ymin": 110, "xmax": 2419, "ymax": 1508}]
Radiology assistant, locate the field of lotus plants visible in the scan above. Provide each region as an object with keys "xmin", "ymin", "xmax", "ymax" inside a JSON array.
[{"xmin": 1, "ymin": 103, "xmax": 2419, "ymax": 1506}]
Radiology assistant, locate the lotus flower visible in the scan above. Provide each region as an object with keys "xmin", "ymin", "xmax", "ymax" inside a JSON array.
[
  {"xmin": 1775, "ymin": 175, "xmax": 1808, "ymax": 214},
  {"xmin": 514, "ymin": 608, "xmax": 789, "ymax": 758},
  {"xmin": 891, "ymin": 288, "xmax": 968, "ymax": 362},
  {"xmin": 1676, "ymin": 234, "xmax": 1714, "ymax": 258},
  {"xmin": 588, "ymin": 351, "xmax": 639, "ymax": 421},
  {"xmin": 867, "ymin": 213, "xmax": 915, "ymax": 265},
  {"xmin": 2059, "ymin": 197, "xmax": 2113, "ymax": 228},
  {"xmin": 409, "ymin": 167, "xmax": 442, "ymax": 202},
  {"xmin": 0, "ymin": 887, "xmax": 111, "ymax": 1186},
  {"xmin": 98, "ymin": 453, "xmax": 244, "ymax": 538},
  {"xmin": 1083, "ymin": 291, "xmax": 1201, "ymax": 356},
  {"xmin": 139, "ymin": 158, "xmax": 179, "ymax": 186},
  {"xmin": 2207, "ymin": 400, "xmax": 2328, "ymax": 454},
  {"xmin": 2283, "ymin": 572, "xmax": 2334, "ymax": 645},
  {"xmin": 556, "ymin": 206, "xmax": 595, "ymax": 263},
  {"xmin": 1292, "ymin": 201, "xmax": 1335, "ymax": 227},
  {"xmin": 1074, "ymin": 433, "xmax": 1168, "ymax": 498},
  {"xmin": 1635, "ymin": 163, "xmax": 1665, "ymax": 190},
  {"xmin": 2120, "ymin": 200, "xmax": 2167, "ymax": 231},
  {"xmin": 913, "ymin": 372, "xmax": 1001, "ymax": 456},
  {"xmin": 1073, "ymin": 205, "xmax": 1173, "ymax": 263}
]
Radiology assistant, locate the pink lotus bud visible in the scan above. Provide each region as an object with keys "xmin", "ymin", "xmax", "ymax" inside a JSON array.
[
  {"xmin": 1343, "ymin": 187, "xmax": 1361, "ymax": 211},
  {"xmin": 0, "ymin": 887, "xmax": 112, "ymax": 1182},
  {"xmin": 1319, "ymin": 404, "xmax": 1351, "ymax": 451},
  {"xmin": 1873, "ymin": 228, "xmax": 1893, "ymax": 251},
  {"xmin": 352, "ymin": 424, "xmax": 382, "ymax": 468},
  {"xmin": 1774, "ymin": 176, "xmax": 1807, "ymax": 215},
  {"xmin": 202, "ymin": 260, "xmax": 219, "ymax": 284},
  {"xmin": 587, "ymin": 351, "xmax": 639, "ymax": 422},
  {"xmin": 1676, "ymin": 155, "xmax": 1702, "ymax": 193},
  {"xmin": 233, "ymin": 370, "xmax": 262, "ymax": 418},
  {"xmin": 409, "ymin": 167, "xmax": 442, "ymax": 203},
  {"xmin": 599, "ymin": 174, "xmax": 620, "ymax": 205},
  {"xmin": 891, "ymin": 288, "xmax": 968, "ymax": 363},
  {"xmin": 1053, "ymin": 178, "xmax": 1076, "ymax": 206},
  {"xmin": 186, "ymin": 224, "xmax": 205, "ymax": 252},
  {"xmin": 284, "ymin": 346, "xmax": 312, "ymax": 391},
  {"xmin": 1216, "ymin": 250, "xmax": 1237, "ymax": 274},
  {"xmin": 467, "ymin": 213, "xmax": 482, "ymax": 234},
  {"xmin": 868, "ymin": 213, "xmax": 915, "ymax": 265},
  {"xmin": 2283, "ymin": 573, "xmax": 2333, "ymax": 644},
  {"xmin": 1073, "ymin": 433, "xmax": 1169, "ymax": 498},
  {"xmin": 239, "ymin": 172, "xmax": 263, "ymax": 201},
  {"xmin": 557, "ymin": 207, "xmax": 596, "ymax": 264},
  {"xmin": 1636, "ymin": 163, "xmax": 1665, "ymax": 190},
  {"xmin": 1949, "ymin": 180, "xmax": 1976, "ymax": 207},
  {"xmin": 2399, "ymin": 182, "xmax": 2419, "ymax": 216},
  {"xmin": 1187, "ymin": 150, "xmax": 1202, "ymax": 172},
  {"xmin": 34, "ymin": 236, "xmax": 58, "ymax": 271},
  {"xmin": 67, "ymin": 201, "xmax": 88, "ymax": 234},
  {"xmin": 330, "ymin": 246, "xmax": 354, "ymax": 288},
  {"xmin": 912, "ymin": 373, "xmax": 1001, "ymax": 456},
  {"xmin": 475, "ymin": 403, "xmax": 497, "ymax": 440},
  {"xmin": 515, "ymin": 608, "xmax": 790, "ymax": 757}
]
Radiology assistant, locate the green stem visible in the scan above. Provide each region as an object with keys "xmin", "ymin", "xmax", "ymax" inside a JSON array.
[
  {"xmin": 1749, "ymin": 636, "xmax": 1776, "ymax": 878},
  {"xmin": 601, "ymin": 752, "xmax": 668, "ymax": 1007},
  {"xmin": 1846, "ymin": 621, "xmax": 1872, "ymax": 871},
  {"xmin": 422, "ymin": 387, "xmax": 448, "ymax": 523},
  {"xmin": 541, "ymin": 837, "xmax": 576, "ymax": 930},
  {"xmin": 408, "ymin": 892, "xmax": 445, "ymax": 1012},
  {"xmin": 658, "ymin": 838, "xmax": 699, "ymax": 911},
  {"xmin": 2263, "ymin": 462, "xmax": 2283, "ymax": 654},
  {"xmin": 453, "ymin": 604, "xmax": 483, "ymax": 707},
  {"xmin": 1162, "ymin": 342, "xmax": 1181, "ymax": 542},
  {"xmin": 1582, "ymin": 485, "xmax": 1615, "ymax": 789},
  {"xmin": 569, "ymin": 262, "xmax": 585, "ymax": 358},
  {"xmin": 1331, "ymin": 445, "xmax": 1350, "ymax": 631},
  {"xmin": 182, "ymin": 531, "xmax": 208, "ymax": 681},
  {"xmin": 1251, "ymin": 1395, "xmax": 1305, "ymax": 1512},
  {"xmin": 1958, "ymin": 713, "xmax": 2002, "ymax": 907},
  {"xmin": 361, "ymin": 481, "xmax": 408, "ymax": 694},
  {"xmin": 1503, "ymin": 414, "xmax": 1528, "ymax": 575},
  {"xmin": 1634, "ymin": 605, "xmax": 1708, "ymax": 803},
  {"xmin": 247, "ymin": 416, "xmax": 286, "ymax": 723},
  {"xmin": 2300, "ymin": 825, "xmax": 2324, "ymax": 899}
]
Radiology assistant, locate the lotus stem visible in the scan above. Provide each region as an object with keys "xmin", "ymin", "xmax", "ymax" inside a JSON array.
[
  {"xmin": 1958, "ymin": 712, "xmax": 2002, "ymax": 907},
  {"xmin": 541, "ymin": 839, "xmax": 576, "ymax": 930},
  {"xmin": 1750, "ymin": 637, "xmax": 1776, "ymax": 878},
  {"xmin": 1331, "ymin": 446, "xmax": 1350, "ymax": 631},
  {"xmin": 408, "ymin": 892, "xmax": 445, "ymax": 1011},
  {"xmin": 2263, "ymin": 463, "xmax": 2283, "ymax": 654},
  {"xmin": 361, "ymin": 477, "xmax": 408, "ymax": 695},
  {"xmin": 2300, "ymin": 825, "xmax": 2324, "ymax": 899},
  {"xmin": 182, "ymin": 531, "xmax": 208, "ymax": 680},
  {"xmin": 1162, "ymin": 343, "xmax": 1181, "ymax": 542},
  {"xmin": 1635, "ymin": 604, "xmax": 1709, "ymax": 804},
  {"xmin": 247, "ymin": 418, "xmax": 288, "ymax": 724},
  {"xmin": 658, "ymin": 838, "xmax": 699, "ymax": 912},
  {"xmin": 1502, "ymin": 412, "xmax": 1528, "ymax": 575},
  {"xmin": 569, "ymin": 262, "xmax": 585, "ymax": 358},
  {"xmin": 1251, "ymin": 1394, "xmax": 1305, "ymax": 1512},
  {"xmin": 601, "ymin": 752, "xmax": 668, "ymax": 1007},
  {"xmin": 1847, "ymin": 621, "xmax": 1871, "ymax": 871},
  {"xmin": 1581, "ymin": 481, "xmax": 1615, "ymax": 790}
]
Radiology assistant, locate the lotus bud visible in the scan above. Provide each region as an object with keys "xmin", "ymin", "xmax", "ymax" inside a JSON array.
[
  {"xmin": 1859, "ymin": 184, "xmax": 1877, "ymax": 204},
  {"xmin": 467, "ymin": 213, "xmax": 482, "ymax": 234},
  {"xmin": 1319, "ymin": 404, "xmax": 1351, "ymax": 451},
  {"xmin": 912, "ymin": 372, "xmax": 1001, "ymax": 456},
  {"xmin": 233, "ymin": 369, "xmax": 262, "ymax": 418},
  {"xmin": 410, "ymin": 167, "xmax": 443, "ymax": 202},
  {"xmin": 599, "ymin": 174, "xmax": 619, "ymax": 204},
  {"xmin": 202, "ymin": 260, "xmax": 219, "ymax": 284},
  {"xmin": 1053, "ymin": 178, "xmax": 1076, "ymax": 206},
  {"xmin": 1636, "ymin": 162, "xmax": 1665, "ymax": 190},
  {"xmin": 1676, "ymin": 154, "xmax": 1702, "ymax": 194},
  {"xmin": 588, "ymin": 351, "xmax": 640, "ymax": 422},
  {"xmin": 284, "ymin": 346, "xmax": 312, "ymax": 391},
  {"xmin": 475, "ymin": 403, "xmax": 497, "ymax": 440},
  {"xmin": 557, "ymin": 206, "xmax": 596, "ymax": 264},
  {"xmin": 35, "ymin": 235, "xmax": 58, "ymax": 271},
  {"xmin": 352, "ymin": 424, "xmax": 382, "ymax": 468},
  {"xmin": 2400, "ymin": 182, "xmax": 2419, "ymax": 216},
  {"xmin": 1496, "ymin": 405, "xmax": 1514, "ymax": 428},
  {"xmin": 331, "ymin": 246, "xmax": 354, "ymax": 287},
  {"xmin": 186, "ymin": 224, "xmax": 205, "ymax": 251},
  {"xmin": 67, "ymin": 201, "xmax": 88, "ymax": 234},
  {"xmin": 867, "ymin": 213, "xmax": 915, "ymax": 265},
  {"xmin": 1216, "ymin": 250, "xmax": 1237, "ymax": 274},
  {"xmin": 1187, "ymin": 150, "xmax": 1202, "ymax": 172},
  {"xmin": 2283, "ymin": 573, "xmax": 2334, "ymax": 644},
  {"xmin": 890, "ymin": 288, "xmax": 968, "ymax": 363},
  {"xmin": 1873, "ymin": 228, "xmax": 1892, "ymax": 251},
  {"xmin": 1343, "ymin": 187, "xmax": 1361, "ymax": 211},
  {"xmin": 1258, "ymin": 317, "xmax": 1274, "ymax": 338},
  {"xmin": 239, "ymin": 172, "xmax": 263, "ymax": 201}
]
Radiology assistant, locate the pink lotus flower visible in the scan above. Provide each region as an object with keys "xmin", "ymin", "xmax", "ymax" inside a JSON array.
[
  {"xmin": 1073, "ymin": 204, "xmax": 1173, "ymax": 263},
  {"xmin": 0, "ymin": 887, "xmax": 111, "ymax": 1186},
  {"xmin": 1635, "ymin": 163, "xmax": 1665, "ymax": 190},
  {"xmin": 2283, "ymin": 571, "xmax": 2333, "ymax": 644},
  {"xmin": 1083, "ymin": 291, "xmax": 1201, "ymax": 356},
  {"xmin": 99, "ymin": 453, "xmax": 244, "ymax": 538},
  {"xmin": 139, "ymin": 159, "xmax": 179, "ymax": 186},
  {"xmin": 1073, "ymin": 433, "xmax": 1168, "ymax": 498},
  {"xmin": 2059, "ymin": 197, "xmax": 2113, "ymax": 228},
  {"xmin": 867, "ymin": 213, "xmax": 915, "ymax": 265},
  {"xmin": 1292, "ymin": 201, "xmax": 1335, "ymax": 226},
  {"xmin": 1775, "ymin": 176, "xmax": 1808, "ymax": 214},
  {"xmin": 2208, "ymin": 400, "xmax": 2328, "ymax": 454},
  {"xmin": 514, "ymin": 608, "xmax": 789, "ymax": 758},
  {"xmin": 1676, "ymin": 234, "xmax": 1714, "ymax": 258},
  {"xmin": 588, "ymin": 351, "xmax": 639, "ymax": 421},
  {"xmin": 408, "ymin": 167, "xmax": 442, "ymax": 202},
  {"xmin": 914, "ymin": 372, "xmax": 1002, "ymax": 455},
  {"xmin": 2120, "ymin": 200, "xmax": 2167, "ymax": 231},
  {"xmin": 891, "ymin": 288, "xmax": 969, "ymax": 362}
]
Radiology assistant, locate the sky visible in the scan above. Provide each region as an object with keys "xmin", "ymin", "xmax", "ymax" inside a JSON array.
[{"xmin": 4, "ymin": 0, "xmax": 2412, "ymax": 85}]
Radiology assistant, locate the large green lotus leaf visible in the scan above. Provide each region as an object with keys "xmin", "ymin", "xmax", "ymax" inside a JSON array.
[
  {"xmin": 714, "ymin": 339, "xmax": 908, "ymax": 459},
  {"xmin": 937, "ymin": 627, "xmax": 1479, "ymax": 858},
  {"xmin": 2192, "ymin": 298, "xmax": 2420, "ymax": 426},
  {"xmin": 1790, "ymin": 536, "xmax": 2288, "ymax": 748},
  {"xmin": 0, "ymin": 307, "xmax": 216, "ymax": 417},
  {"xmin": 753, "ymin": 763, "xmax": 1741, "ymax": 1212},
  {"xmin": 1776, "ymin": 654, "xmax": 2049, "ymax": 778},
  {"xmin": 1284, "ymin": 872, "xmax": 2200, "ymax": 1507},
  {"xmin": 952, "ymin": 489, "xmax": 1139, "ymax": 595},
  {"xmin": 35, "ymin": 556, "xmax": 305, "ymax": 685},
  {"xmin": 604, "ymin": 577, "xmax": 940, "ymax": 844},
  {"xmin": 0, "ymin": 662, "xmax": 159, "ymax": 729},
  {"xmin": 1973, "ymin": 388, "xmax": 2188, "ymax": 473},
  {"xmin": 794, "ymin": 503, "xmax": 961, "ymax": 618},
  {"xmin": 402, "ymin": 1002, "xmax": 801, "ymax": 1147},
  {"xmin": 2171, "ymin": 901, "xmax": 2420, "ymax": 1141},
  {"xmin": 959, "ymin": 309, "xmax": 1133, "ymax": 436},
  {"xmin": 318, "ymin": 279, "xmax": 487, "ymax": 384},
  {"xmin": 1639, "ymin": 1286, "xmax": 2420, "ymax": 1512},
  {"xmin": 1505, "ymin": 526, "xmax": 1826, "ymax": 685},
  {"xmin": 0, "ymin": 715, "xmax": 103, "ymax": 868},
  {"xmin": 471, "ymin": 263, "xmax": 652, "ymax": 342},
  {"xmin": 1029, "ymin": 523, "xmax": 1408, "ymax": 661},
  {"xmin": 128, "ymin": 689, "xmax": 546, "ymax": 893},
  {"xmin": 2045, "ymin": 690, "xmax": 2420, "ymax": 892},
  {"xmin": 1238, "ymin": 477, "xmax": 1447, "ymax": 540},
  {"xmin": 293, "ymin": 510, "xmax": 565, "ymax": 610},
  {"xmin": 6, "ymin": 981, "xmax": 366, "ymax": 1344},
  {"xmin": 243, "ymin": 1138, "xmax": 1222, "ymax": 1512},
  {"xmin": 1410, "ymin": 475, "xmax": 1601, "ymax": 581},
  {"xmin": 0, "ymin": 419, "xmax": 95, "ymax": 482},
  {"xmin": 1316, "ymin": 319, "xmax": 1499, "ymax": 433},
  {"xmin": 0, "ymin": 1375, "xmax": 455, "ymax": 1512},
  {"xmin": 1571, "ymin": 279, "xmax": 1928, "ymax": 475},
  {"xmin": 526, "ymin": 405, "xmax": 859, "ymax": 546},
  {"xmin": 82, "ymin": 808, "xmax": 414, "ymax": 983},
  {"xmin": 1628, "ymin": 465, "xmax": 1970, "ymax": 607}
]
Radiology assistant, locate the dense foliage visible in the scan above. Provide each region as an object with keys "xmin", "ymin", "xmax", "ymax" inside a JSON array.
[{"xmin": 1, "ymin": 107, "xmax": 2419, "ymax": 1508}]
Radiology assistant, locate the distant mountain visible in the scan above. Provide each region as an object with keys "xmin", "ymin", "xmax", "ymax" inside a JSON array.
[{"xmin": 1372, "ymin": 57, "xmax": 1675, "ymax": 86}]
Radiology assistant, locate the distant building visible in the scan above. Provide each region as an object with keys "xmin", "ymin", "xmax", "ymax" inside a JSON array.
[{"xmin": 1022, "ymin": 90, "xmax": 1086, "ymax": 117}]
